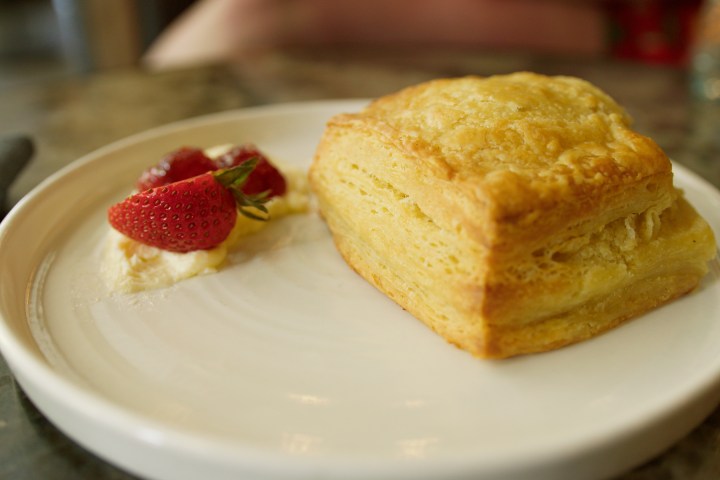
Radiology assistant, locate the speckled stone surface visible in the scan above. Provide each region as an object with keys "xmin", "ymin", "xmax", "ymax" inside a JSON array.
[{"xmin": 1, "ymin": 47, "xmax": 719, "ymax": 479}]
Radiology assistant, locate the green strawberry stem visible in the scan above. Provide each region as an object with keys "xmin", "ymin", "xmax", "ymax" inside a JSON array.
[{"xmin": 212, "ymin": 158, "xmax": 270, "ymax": 220}]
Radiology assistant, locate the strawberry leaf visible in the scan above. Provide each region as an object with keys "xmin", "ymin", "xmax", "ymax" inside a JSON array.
[
  {"xmin": 213, "ymin": 158, "xmax": 258, "ymax": 188},
  {"xmin": 212, "ymin": 158, "xmax": 271, "ymax": 221}
]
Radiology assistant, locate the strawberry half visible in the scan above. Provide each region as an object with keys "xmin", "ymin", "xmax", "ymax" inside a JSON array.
[
  {"xmin": 108, "ymin": 161, "xmax": 268, "ymax": 253},
  {"xmin": 216, "ymin": 144, "xmax": 287, "ymax": 197},
  {"xmin": 136, "ymin": 147, "xmax": 218, "ymax": 192}
]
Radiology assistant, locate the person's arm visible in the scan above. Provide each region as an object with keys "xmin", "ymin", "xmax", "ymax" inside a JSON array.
[{"xmin": 144, "ymin": 0, "xmax": 605, "ymax": 69}]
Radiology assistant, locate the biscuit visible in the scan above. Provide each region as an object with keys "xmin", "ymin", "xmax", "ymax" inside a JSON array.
[{"xmin": 309, "ymin": 73, "xmax": 717, "ymax": 358}]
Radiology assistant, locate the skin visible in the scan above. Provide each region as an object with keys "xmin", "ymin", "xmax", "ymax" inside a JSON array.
[{"xmin": 144, "ymin": 0, "xmax": 605, "ymax": 69}]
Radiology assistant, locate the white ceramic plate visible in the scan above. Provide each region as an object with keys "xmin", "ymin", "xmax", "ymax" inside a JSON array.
[{"xmin": 1, "ymin": 100, "xmax": 720, "ymax": 480}]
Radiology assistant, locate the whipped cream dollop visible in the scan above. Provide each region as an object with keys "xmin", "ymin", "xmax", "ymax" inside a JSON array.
[{"xmin": 101, "ymin": 146, "xmax": 309, "ymax": 293}]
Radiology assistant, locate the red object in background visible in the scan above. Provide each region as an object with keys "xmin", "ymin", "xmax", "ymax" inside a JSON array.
[{"xmin": 606, "ymin": 0, "xmax": 702, "ymax": 65}]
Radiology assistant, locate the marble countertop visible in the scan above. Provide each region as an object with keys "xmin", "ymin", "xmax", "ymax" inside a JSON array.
[{"xmin": 1, "ymin": 47, "xmax": 720, "ymax": 479}]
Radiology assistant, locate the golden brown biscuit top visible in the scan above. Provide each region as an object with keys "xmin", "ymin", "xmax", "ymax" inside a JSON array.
[
  {"xmin": 320, "ymin": 72, "xmax": 677, "ymax": 248},
  {"xmin": 358, "ymin": 72, "xmax": 669, "ymax": 187}
]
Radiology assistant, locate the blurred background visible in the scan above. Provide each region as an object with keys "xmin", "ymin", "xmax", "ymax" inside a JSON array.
[
  {"xmin": 0, "ymin": 0, "xmax": 706, "ymax": 86},
  {"xmin": 0, "ymin": 0, "xmax": 195, "ymax": 87}
]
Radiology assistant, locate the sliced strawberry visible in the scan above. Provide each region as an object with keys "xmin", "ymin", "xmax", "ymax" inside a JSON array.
[
  {"xmin": 136, "ymin": 147, "xmax": 217, "ymax": 192},
  {"xmin": 215, "ymin": 144, "xmax": 287, "ymax": 197},
  {"xmin": 109, "ymin": 162, "xmax": 267, "ymax": 253}
]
